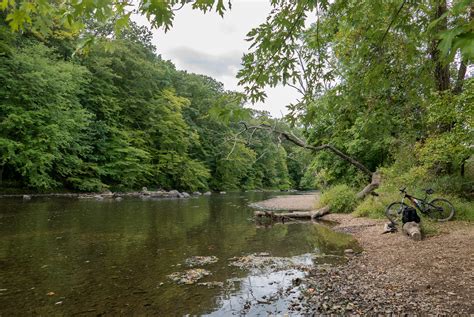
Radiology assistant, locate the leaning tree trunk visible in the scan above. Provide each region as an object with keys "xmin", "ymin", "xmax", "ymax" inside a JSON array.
[{"xmin": 243, "ymin": 123, "xmax": 381, "ymax": 220}]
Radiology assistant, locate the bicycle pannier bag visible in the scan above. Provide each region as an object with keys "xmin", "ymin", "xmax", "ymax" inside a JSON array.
[{"xmin": 402, "ymin": 206, "xmax": 420, "ymax": 224}]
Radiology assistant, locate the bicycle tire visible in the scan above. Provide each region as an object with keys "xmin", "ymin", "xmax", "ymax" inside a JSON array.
[
  {"xmin": 385, "ymin": 202, "xmax": 409, "ymax": 225},
  {"xmin": 427, "ymin": 198, "xmax": 455, "ymax": 222}
]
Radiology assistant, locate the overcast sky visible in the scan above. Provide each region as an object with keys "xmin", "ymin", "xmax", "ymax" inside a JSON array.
[{"xmin": 133, "ymin": 0, "xmax": 300, "ymax": 117}]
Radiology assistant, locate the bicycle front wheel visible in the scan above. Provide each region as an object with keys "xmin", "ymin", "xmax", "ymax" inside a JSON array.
[
  {"xmin": 385, "ymin": 202, "xmax": 408, "ymax": 225},
  {"xmin": 427, "ymin": 198, "xmax": 455, "ymax": 222}
]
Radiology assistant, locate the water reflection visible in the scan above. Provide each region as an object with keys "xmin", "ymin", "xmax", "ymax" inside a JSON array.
[{"xmin": 0, "ymin": 193, "xmax": 358, "ymax": 315}]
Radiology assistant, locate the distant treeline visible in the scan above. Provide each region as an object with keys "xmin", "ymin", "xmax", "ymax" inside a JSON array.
[{"xmin": 0, "ymin": 21, "xmax": 311, "ymax": 192}]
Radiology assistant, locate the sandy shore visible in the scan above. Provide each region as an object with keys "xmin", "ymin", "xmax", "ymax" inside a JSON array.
[
  {"xmin": 249, "ymin": 193, "xmax": 318, "ymax": 211},
  {"xmin": 253, "ymin": 194, "xmax": 474, "ymax": 315}
]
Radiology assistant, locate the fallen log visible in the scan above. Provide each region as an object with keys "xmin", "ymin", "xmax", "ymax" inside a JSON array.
[{"xmin": 402, "ymin": 221, "xmax": 421, "ymax": 241}]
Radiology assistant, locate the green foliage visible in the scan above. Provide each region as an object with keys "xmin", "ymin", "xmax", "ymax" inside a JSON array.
[
  {"xmin": 318, "ymin": 184, "xmax": 357, "ymax": 213},
  {"xmin": 0, "ymin": 22, "xmax": 308, "ymax": 192}
]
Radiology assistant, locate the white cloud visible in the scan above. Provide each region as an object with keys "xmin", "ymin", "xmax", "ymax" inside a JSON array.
[
  {"xmin": 169, "ymin": 47, "xmax": 242, "ymax": 77},
  {"xmin": 133, "ymin": 0, "xmax": 301, "ymax": 117}
]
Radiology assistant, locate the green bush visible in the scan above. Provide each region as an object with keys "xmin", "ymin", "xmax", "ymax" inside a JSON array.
[
  {"xmin": 353, "ymin": 165, "xmax": 474, "ymax": 221},
  {"xmin": 317, "ymin": 184, "xmax": 357, "ymax": 213}
]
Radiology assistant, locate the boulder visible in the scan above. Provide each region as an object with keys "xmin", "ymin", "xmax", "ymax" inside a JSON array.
[
  {"xmin": 168, "ymin": 190, "xmax": 181, "ymax": 198},
  {"xmin": 181, "ymin": 192, "xmax": 191, "ymax": 198},
  {"xmin": 22, "ymin": 195, "xmax": 31, "ymax": 200},
  {"xmin": 220, "ymin": 191, "xmax": 227, "ymax": 194},
  {"xmin": 101, "ymin": 190, "xmax": 114, "ymax": 198},
  {"xmin": 203, "ymin": 191, "xmax": 212, "ymax": 196},
  {"xmin": 192, "ymin": 191, "xmax": 202, "ymax": 196}
]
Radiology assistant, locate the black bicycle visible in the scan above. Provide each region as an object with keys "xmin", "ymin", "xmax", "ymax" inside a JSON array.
[{"xmin": 385, "ymin": 187, "xmax": 455, "ymax": 224}]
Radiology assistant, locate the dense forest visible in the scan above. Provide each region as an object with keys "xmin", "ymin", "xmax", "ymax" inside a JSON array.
[
  {"xmin": 0, "ymin": 0, "xmax": 473, "ymax": 218},
  {"xmin": 0, "ymin": 19, "xmax": 312, "ymax": 192}
]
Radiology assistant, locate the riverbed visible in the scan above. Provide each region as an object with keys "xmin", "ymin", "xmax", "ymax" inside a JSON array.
[{"xmin": 0, "ymin": 192, "xmax": 358, "ymax": 316}]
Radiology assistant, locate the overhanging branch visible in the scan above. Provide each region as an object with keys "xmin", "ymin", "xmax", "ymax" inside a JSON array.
[{"xmin": 241, "ymin": 123, "xmax": 373, "ymax": 176}]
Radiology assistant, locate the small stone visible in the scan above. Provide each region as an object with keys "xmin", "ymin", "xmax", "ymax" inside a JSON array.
[{"xmin": 344, "ymin": 249, "xmax": 354, "ymax": 255}]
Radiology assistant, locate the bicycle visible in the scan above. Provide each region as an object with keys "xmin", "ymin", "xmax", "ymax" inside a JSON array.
[{"xmin": 385, "ymin": 187, "xmax": 455, "ymax": 224}]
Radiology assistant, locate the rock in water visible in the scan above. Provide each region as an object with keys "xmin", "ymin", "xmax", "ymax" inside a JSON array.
[
  {"xmin": 168, "ymin": 190, "xmax": 180, "ymax": 198},
  {"xmin": 220, "ymin": 191, "xmax": 226, "ymax": 194},
  {"xmin": 181, "ymin": 192, "xmax": 191, "ymax": 198},
  {"xmin": 193, "ymin": 191, "xmax": 202, "ymax": 196},
  {"xmin": 167, "ymin": 269, "xmax": 211, "ymax": 285},
  {"xmin": 203, "ymin": 191, "xmax": 212, "ymax": 196},
  {"xmin": 185, "ymin": 256, "xmax": 218, "ymax": 267},
  {"xmin": 22, "ymin": 195, "xmax": 31, "ymax": 200}
]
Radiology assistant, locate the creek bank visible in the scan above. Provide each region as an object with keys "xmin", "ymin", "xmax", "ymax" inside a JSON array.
[
  {"xmin": 251, "ymin": 194, "xmax": 474, "ymax": 315},
  {"xmin": 0, "ymin": 189, "xmax": 213, "ymax": 200}
]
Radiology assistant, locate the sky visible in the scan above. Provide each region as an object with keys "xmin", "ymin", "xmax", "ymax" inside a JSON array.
[{"xmin": 133, "ymin": 0, "xmax": 300, "ymax": 117}]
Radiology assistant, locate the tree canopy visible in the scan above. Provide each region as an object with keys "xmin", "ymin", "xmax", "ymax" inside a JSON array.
[{"xmin": 0, "ymin": 0, "xmax": 473, "ymax": 199}]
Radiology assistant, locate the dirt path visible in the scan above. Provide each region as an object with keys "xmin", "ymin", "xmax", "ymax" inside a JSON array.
[{"xmin": 254, "ymin": 194, "xmax": 474, "ymax": 315}]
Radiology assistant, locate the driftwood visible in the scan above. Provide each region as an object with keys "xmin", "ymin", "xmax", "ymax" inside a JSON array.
[{"xmin": 402, "ymin": 222, "xmax": 422, "ymax": 241}]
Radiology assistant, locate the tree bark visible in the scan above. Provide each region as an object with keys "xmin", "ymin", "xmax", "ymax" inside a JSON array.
[
  {"xmin": 430, "ymin": 0, "xmax": 450, "ymax": 92},
  {"xmin": 453, "ymin": 59, "xmax": 467, "ymax": 94},
  {"xmin": 402, "ymin": 222, "xmax": 421, "ymax": 241}
]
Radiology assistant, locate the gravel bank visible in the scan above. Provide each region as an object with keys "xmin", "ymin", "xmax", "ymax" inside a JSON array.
[
  {"xmin": 252, "ymin": 194, "xmax": 474, "ymax": 315},
  {"xmin": 250, "ymin": 193, "xmax": 318, "ymax": 211}
]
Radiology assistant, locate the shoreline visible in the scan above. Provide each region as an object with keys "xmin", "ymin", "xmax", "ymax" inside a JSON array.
[{"xmin": 253, "ymin": 194, "xmax": 474, "ymax": 315}]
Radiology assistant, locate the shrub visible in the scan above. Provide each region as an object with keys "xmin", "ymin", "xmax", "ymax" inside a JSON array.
[{"xmin": 317, "ymin": 184, "xmax": 357, "ymax": 213}]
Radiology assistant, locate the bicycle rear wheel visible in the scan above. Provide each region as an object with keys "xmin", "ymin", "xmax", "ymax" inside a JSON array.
[
  {"xmin": 385, "ymin": 202, "xmax": 408, "ymax": 225},
  {"xmin": 427, "ymin": 198, "xmax": 455, "ymax": 222}
]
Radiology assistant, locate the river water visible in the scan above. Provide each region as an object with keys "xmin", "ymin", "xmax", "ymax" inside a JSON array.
[{"xmin": 0, "ymin": 192, "xmax": 358, "ymax": 316}]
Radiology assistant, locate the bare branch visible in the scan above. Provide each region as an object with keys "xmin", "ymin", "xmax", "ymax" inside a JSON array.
[{"xmin": 243, "ymin": 123, "xmax": 373, "ymax": 176}]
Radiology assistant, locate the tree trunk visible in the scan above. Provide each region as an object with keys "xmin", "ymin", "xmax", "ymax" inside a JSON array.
[
  {"xmin": 430, "ymin": 0, "xmax": 450, "ymax": 92},
  {"xmin": 402, "ymin": 222, "xmax": 421, "ymax": 241},
  {"xmin": 453, "ymin": 59, "xmax": 467, "ymax": 94}
]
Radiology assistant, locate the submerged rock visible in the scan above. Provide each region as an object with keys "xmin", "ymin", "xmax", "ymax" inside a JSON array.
[
  {"xmin": 185, "ymin": 256, "xmax": 218, "ymax": 267},
  {"xmin": 197, "ymin": 281, "xmax": 224, "ymax": 288},
  {"xmin": 229, "ymin": 253, "xmax": 312, "ymax": 272},
  {"xmin": 167, "ymin": 268, "xmax": 211, "ymax": 285}
]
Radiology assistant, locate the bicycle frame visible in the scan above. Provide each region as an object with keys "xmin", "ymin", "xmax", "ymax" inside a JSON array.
[{"xmin": 402, "ymin": 193, "xmax": 435, "ymax": 214}]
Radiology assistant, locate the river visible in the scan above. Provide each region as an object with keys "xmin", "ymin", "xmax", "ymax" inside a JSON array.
[{"xmin": 0, "ymin": 192, "xmax": 359, "ymax": 316}]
